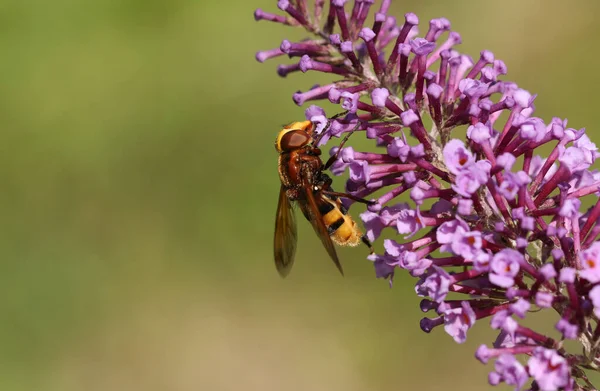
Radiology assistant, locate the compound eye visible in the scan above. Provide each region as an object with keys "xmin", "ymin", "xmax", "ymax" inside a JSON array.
[{"xmin": 279, "ymin": 130, "xmax": 311, "ymax": 151}]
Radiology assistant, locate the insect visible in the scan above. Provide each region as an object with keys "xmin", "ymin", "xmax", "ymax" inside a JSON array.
[{"xmin": 274, "ymin": 119, "xmax": 373, "ymax": 277}]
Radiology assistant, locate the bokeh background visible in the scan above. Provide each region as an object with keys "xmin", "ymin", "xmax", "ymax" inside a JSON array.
[{"xmin": 1, "ymin": 0, "xmax": 599, "ymax": 390}]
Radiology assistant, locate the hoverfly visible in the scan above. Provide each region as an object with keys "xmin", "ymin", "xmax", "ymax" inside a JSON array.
[{"xmin": 274, "ymin": 119, "xmax": 373, "ymax": 277}]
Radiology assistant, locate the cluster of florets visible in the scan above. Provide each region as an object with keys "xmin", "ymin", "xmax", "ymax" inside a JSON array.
[{"xmin": 255, "ymin": 1, "xmax": 600, "ymax": 390}]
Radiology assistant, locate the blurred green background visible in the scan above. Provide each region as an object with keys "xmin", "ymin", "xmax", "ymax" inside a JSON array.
[{"xmin": 0, "ymin": 0, "xmax": 598, "ymax": 390}]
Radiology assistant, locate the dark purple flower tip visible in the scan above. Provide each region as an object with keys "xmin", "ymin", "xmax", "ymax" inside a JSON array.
[
  {"xmin": 277, "ymin": 63, "xmax": 299, "ymax": 77},
  {"xmin": 420, "ymin": 299, "xmax": 438, "ymax": 313},
  {"xmin": 480, "ymin": 50, "xmax": 495, "ymax": 64},
  {"xmin": 299, "ymin": 55, "xmax": 313, "ymax": 72},
  {"xmin": 253, "ymin": 8, "xmax": 263, "ymax": 21},
  {"xmin": 404, "ymin": 12, "xmax": 419, "ymax": 26},
  {"xmin": 277, "ymin": 0, "xmax": 290, "ymax": 11},
  {"xmin": 371, "ymin": 87, "xmax": 389, "ymax": 107},
  {"xmin": 358, "ymin": 27, "xmax": 376, "ymax": 42},
  {"xmin": 420, "ymin": 317, "xmax": 442, "ymax": 333},
  {"xmin": 330, "ymin": 34, "xmax": 342, "ymax": 45},
  {"xmin": 409, "ymin": 38, "xmax": 436, "ymax": 56},
  {"xmin": 475, "ymin": 345, "xmax": 491, "ymax": 364},
  {"xmin": 400, "ymin": 109, "xmax": 419, "ymax": 126},
  {"xmin": 340, "ymin": 41, "xmax": 354, "ymax": 53}
]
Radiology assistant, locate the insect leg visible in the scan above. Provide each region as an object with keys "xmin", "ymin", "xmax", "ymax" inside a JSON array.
[
  {"xmin": 313, "ymin": 110, "xmax": 348, "ymax": 146},
  {"xmin": 321, "ymin": 190, "xmax": 375, "ymax": 205},
  {"xmin": 361, "ymin": 235, "xmax": 374, "ymax": 253},
  {"xmin": 323, "ymin": 121, "xmax": 362, "ymax": 170}
]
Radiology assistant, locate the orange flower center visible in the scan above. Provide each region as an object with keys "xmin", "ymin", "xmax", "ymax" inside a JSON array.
[{"xmin": 587, "ymin": 259, "xmax": 596, "ymax": 268}]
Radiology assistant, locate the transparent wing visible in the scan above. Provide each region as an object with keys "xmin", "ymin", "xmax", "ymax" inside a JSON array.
[
  {"xmin": 274, "ymin": 186, "xmax": 297, "ymax": 277},
  {"xmin": 300, "ymin": 181, "xmax": 343, "ymax": 276}
]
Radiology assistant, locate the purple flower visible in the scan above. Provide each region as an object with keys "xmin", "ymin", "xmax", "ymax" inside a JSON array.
[
  {"xmin": 509, "ymin": 299, "xmax": 530, "ymax": 318},
  {"xmin": 256, "ymin": 1, "xmax": 600, "ymax": 389},
  {"xmin": 397, "ymin": 250, "xmax": 432, "ymax": 277},
  {"xmin": 441, "ymin": 301, "xmax": 476, "ymax": 343},
  {"xmin": 452, "ymin": 160, "xmax": 490, "ymax": 197},
  {"xmin": 360, "ymin": 210, "xmax": 386, "ymax": 242},
  {"xmin": 443, "ymin": 139, "xmax": 474, "ymax": 175},
  {"xmin": 450, "ymin": 230, "xmax": 482, "ymax": 259},
  {"xmin": 489, "ymin": 354, "xmax": 528, "ymax": 390},
  {"xmin": 467, "ymin": 123, "xmax": 493, "ymax": 144},
  {"xmin": 415, "ymin": 266, "xmax": 451, "ymax": 302},
  {"xmin": 555, "ymin": 318, "xmax": 578, "ymax": 340},
  {"xmin": 371, "ymin": 88, "xmax": 389, "ymax": 107},
  {"xmin": 535, "ymin": 292, "xmax": 554, "ymax": 308},
  {"xmin": 590, "ymin": 285, "xmax": 600, "ymax": 317},
  {"xmin": 489, "ymin": 249, "xmax": 522, "ymax": 288},
  {"xmin": 436, "ymin": 218, "xmax": 469, "ymax": 245},
  {"xmin": 579, "ymin": 242, "xmax": 600, "ymax": 283},
  {"xmin": 367, "ymin": 253, "xmax": 395, "ymax": 281},
  {"xmin": 340, "ymin": 91, "xmax": 359, "ymax": 113},
  {"xmin": 395, "ymin": 207, "xmax": 424, "ymax": 238},
  {"xmin": 498, "ymin": 171, "xmax": 530, "ymax": 201},
  {"xmin": 528, "ymin": 348, "xmax": 570, "ymax": 391}
]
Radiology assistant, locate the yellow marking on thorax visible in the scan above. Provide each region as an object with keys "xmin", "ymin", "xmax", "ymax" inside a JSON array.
[{"xmin": 275, "ymin": 121, "xmax": 314, "ymax": 153}]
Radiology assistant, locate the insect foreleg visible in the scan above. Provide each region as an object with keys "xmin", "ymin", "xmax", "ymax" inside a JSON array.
[
  {"xmin": 321, "ymin": 190, "xmax": 375, "ymax": 206},
  {"xmin": 323, "ymin": 121, "xmax": 362, "ymax": 170}
]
